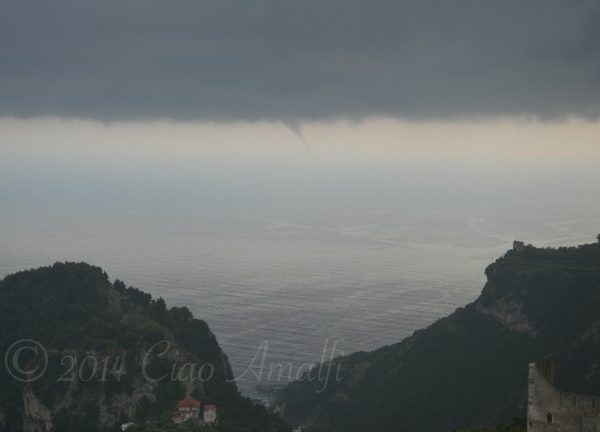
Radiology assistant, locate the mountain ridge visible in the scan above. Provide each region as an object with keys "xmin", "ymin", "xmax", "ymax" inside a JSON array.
[
  {"xmin": 279, "ymin": 238, "xmax": 600, "ymax": 432},
  {"xmin": 0, "ymin": 262, "xmax": 289, "ymax": 432}
]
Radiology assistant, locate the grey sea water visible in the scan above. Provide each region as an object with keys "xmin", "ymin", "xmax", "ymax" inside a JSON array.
[
  {"xmin": 2, "ymin": 121, "xmax": 600, "ymax": 400},
  {"xmin": 1, "ymin": 204, "xmax": 598, "ymax": 400}
]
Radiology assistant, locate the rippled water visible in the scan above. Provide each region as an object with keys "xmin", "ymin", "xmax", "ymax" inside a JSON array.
[
  {"xmin": 2, "ymin": 119, "xmax": 600, "ymax": 399},
  {"xmin": 1, "ymin": 205, "xmax": 598, "ymax": 400}
]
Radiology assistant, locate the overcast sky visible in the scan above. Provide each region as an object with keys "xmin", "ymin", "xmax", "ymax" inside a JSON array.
[
  {"xmin": 3, "ymin": 2, "xmax": 600, "ymax": 310},
  {"xmin": 1, "ymin": 0, "xmax": 599, "ymax": 122}
]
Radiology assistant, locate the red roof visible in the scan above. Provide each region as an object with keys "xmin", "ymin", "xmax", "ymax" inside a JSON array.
[
  {"xmin": 177, "ymin": 399, "xmax": 201, "ymax": 409},
  {"xmin": 204, "ymin": 404, "xmax": 217, "ymax": 412}
]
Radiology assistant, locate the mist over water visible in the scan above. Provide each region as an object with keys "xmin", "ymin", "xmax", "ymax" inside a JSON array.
[{"xmin": 1, "ymin": 119, "xmax": 599, "ymax": 399}]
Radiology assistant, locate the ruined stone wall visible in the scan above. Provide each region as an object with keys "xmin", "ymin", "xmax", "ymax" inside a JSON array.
[{"xmin": 528, "ymin": 359, "xmax": 600, "ymax": 432}]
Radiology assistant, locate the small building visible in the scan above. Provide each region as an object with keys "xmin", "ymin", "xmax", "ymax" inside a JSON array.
[
  {"xmin": 513, "ymin": 240, "xmax": 526, "ymax": 252},
  {"xmin": 173, "ymin": 399, "xmax": 202, "ymax": 424},
  {"xmin": 203, "ymin": 404, "xmax": 218, "ymax": 424},
  {"xmin": 121, "ymin": 423, "xmax": 136, "ymax": 431},
  {"xmin": 527, "ymin": 358, "xmax": 600, "ymax": 432}
]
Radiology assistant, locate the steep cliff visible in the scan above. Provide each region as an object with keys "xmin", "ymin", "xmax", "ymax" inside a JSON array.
[
  {"xmin": 0, "ymin": 263, "xmax": 288, "ymax": 432},
  {"xmin": 279, "ymin": 238, "xmax": 600, "ymax": 432}
]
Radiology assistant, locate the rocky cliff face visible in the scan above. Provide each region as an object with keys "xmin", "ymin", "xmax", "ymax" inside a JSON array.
[
  {"xmin": 22, "ymin": 389, "xmax": 53, "ymax": 432},
  {"xmin": 279, "ymin": 238, "xmax": 600, "ymax": 432},
  {"xmin": 0, "ymin": 263, "xmax": 289, "ymax": 432},
  {"xmin": 475, "ymin": 298, "xmax": 538, "ymax": 336},
  {"xmin": 21, "ymin": 363, "xmax": 159, "ymax": 432}
]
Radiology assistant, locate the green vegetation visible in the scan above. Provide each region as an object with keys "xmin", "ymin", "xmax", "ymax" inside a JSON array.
[
  {"xmin": 0, "ymin": 262, "xmax": 288, "ymax": 432},
  {"xmin": 453, "ymin": 418, "xmax": 526, "ymax": 432},
  {"xmin": 279, "ymin": 239, "xmax": 600, "ymax": 432},
  {"xmin": 4, "ymin": 237, "xmax": 600, "ymax": 432},
  {"xmin": 126, "ymin": 423, "xmax": 279, "ymax": 432}
]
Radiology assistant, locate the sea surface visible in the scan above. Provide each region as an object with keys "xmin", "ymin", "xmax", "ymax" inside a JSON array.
[
  {"xmin": 2, "ymin": 119, "xmax": 600, "ymax": 400},
  {"xmin": 1, "ymin": 205, "xmax": 599, "ymax": 400}
]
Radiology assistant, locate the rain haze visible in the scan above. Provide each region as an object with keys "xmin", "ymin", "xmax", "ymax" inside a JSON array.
[{"xmin": 1, "ymin": 0, "xmax": 600, "ymax": 399}]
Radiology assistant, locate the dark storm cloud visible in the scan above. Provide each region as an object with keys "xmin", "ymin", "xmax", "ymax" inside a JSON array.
[{"xmin": 1, "ymin": 0, "xmax": 599, "ymax": 121}]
